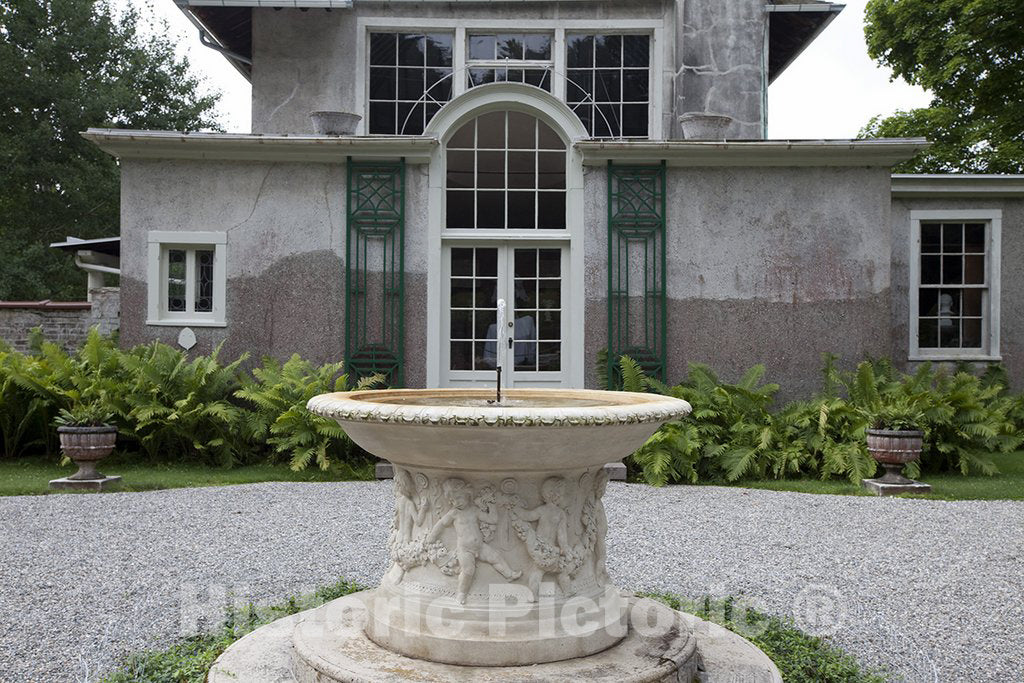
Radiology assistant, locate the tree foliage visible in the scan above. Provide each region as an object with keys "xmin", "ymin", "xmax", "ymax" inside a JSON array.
[
  {"xmin": 860, "ymin": 0, "xmax": 1024, "ymax": 173},
  {"xmin": 0, "ymin": 0, "xmax": 221, "ymax": 300}
]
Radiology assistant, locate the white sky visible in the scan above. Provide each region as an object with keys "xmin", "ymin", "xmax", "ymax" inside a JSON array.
[{"xmin": 124, "ymin": 0, "xmax": 932, "ymax": 139}]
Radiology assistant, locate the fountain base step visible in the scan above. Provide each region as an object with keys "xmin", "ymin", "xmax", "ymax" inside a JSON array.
[{"xmin": 209, "ymin": 591, "xmax": 781, "ymax": 683}]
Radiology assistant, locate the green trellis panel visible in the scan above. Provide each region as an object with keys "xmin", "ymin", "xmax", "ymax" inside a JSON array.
[
  {"xmin": 607, "ymin": 161, "xmax": 668, "ymax": 384},
  {"xmin": 345, "ymin": 158, "xmax": 406, "ymax": 386}
]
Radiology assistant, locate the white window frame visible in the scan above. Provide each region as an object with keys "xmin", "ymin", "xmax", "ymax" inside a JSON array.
[
  {"xmin": 908, "ymin": 210, "xmax": 1001, "ymax": 361},
  {"xmin": 146, "ymin": 231, "xmax": 227, "ymax": 327},
  {"xmin": 355, "ymin": 17, "xmax": 664, "ymax": 139}
]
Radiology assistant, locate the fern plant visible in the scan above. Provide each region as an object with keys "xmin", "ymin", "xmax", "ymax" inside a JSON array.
[{"xmin": 235, "ymin": 355, "xmax": 385, "ymax": 471}]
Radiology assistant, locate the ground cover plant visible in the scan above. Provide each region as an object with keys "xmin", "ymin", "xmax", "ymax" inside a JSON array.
[
  {"xmin": 98, "ymin": 578, "xmax": 885, "ymax": 683},
  {"xmin": 607, "ymin": 353, "xmax": 1024, "ymax": 487}
]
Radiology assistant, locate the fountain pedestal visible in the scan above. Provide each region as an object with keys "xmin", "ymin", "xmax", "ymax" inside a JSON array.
[{"xmin": 210, "ymin": 389, "xmax": 782, "ymax": 682}]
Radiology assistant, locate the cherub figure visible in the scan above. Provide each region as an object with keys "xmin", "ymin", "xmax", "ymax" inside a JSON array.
[
  {"xmin": 389, "ymin": 469, "xmax": 430, "ymax": 583},
  {"xmin": 587, "ymin": 469, "xmax": 610, "ymax": 587},
  {"xmin": 425, "ymin": 478, "xmax": 522, "ymax": 604},
  {"xmin": 512, "ymin": 476, "xmax": 581, "ymax": 601}
]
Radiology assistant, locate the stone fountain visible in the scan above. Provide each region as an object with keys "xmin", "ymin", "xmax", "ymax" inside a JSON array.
[{"xmin": 211, "ymin": 388, "xmax": 781, "ymax": 682}]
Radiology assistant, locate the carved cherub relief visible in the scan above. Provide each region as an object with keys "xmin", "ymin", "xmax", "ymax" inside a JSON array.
[
  {"xmin": 388, "ymin": 469, "xmax": 430, "ymax": 583},
  {"xmin": 512, "ymin": 476, "xmax": 583, "ymax": 601}
]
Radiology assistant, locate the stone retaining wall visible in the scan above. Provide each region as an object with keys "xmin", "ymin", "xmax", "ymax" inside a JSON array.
[{"xmin": 0, "ymin": 287, "xmax": 120, "ymax": 352}]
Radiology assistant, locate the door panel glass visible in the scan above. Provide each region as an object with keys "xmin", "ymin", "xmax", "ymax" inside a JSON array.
[
  {"xmin": 448, "ymin": 247, "xmax": 500, "ymax": 372},
  {"xmin": 511, "ymin": 248, "xmax": 561, "ymax": 373}
]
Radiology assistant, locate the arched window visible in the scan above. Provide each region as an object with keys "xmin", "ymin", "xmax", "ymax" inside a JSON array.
[{"xmin": 445, "ymin": 111, "xmax": 567, "ymax": 230}]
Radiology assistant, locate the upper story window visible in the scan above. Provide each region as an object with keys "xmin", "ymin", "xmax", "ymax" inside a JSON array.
[
  {"xmin": 910, "ymin": 211, "xmax": 1001, "ymax": 360},
  {"xmin": 446, "ymin": 111, "xmax": 566, "ymax": 230},
  {"xmin": 369, "ymin": 32, "xmax": 454, "ymax": 134},
  {"xmin": 147, "ymin": 231, "xmax": 227, "ymax": 327},
  {"xmin": 567, "ymin": 34, "xmax": 650, "ymax": 138},
  {"xmin": 467, "ymin": 33, "xmax": 553, "ymax": 91}
]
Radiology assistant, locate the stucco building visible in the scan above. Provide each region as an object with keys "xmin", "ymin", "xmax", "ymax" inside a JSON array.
[{"xmin": 83, "ymin": 0, "xmax": 1024, "ymax": 397}]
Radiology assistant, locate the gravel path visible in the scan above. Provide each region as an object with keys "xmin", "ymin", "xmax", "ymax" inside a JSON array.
[{"xmin": 0, "ymin": 482, "xmax": 1020, "ymax": 682}]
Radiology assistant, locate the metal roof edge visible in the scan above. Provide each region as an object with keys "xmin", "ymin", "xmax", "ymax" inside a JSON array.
[{"xmin": 891, "ymin": 174, "xmax": 1024, "ymax": 198}]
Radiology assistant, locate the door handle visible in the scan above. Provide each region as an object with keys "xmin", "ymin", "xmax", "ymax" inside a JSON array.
[{"xmin": 508, "ymin": 336, "xmax": 513, "ymax": 349}]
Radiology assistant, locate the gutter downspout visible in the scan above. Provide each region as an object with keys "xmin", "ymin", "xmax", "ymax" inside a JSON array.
[{"xmin": 74, "ymin": 255, "xmax": 120, "ymax": 302}]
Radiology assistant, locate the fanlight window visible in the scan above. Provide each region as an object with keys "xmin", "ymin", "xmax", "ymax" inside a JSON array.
[{"xmin": 445, "ymin": 111, "xmax": 567, "ymax": 230}]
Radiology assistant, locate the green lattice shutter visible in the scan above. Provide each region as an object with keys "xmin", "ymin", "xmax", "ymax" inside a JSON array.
[
  {"xmin": 607, "ymin": 161, "xmax": 667, "ymax": 384},
  {"xmin": 345, "ymin": 159, "xmax": 406, "ymax": 386}
]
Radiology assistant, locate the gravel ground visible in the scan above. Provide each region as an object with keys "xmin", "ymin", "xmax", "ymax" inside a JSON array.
[{"xmin": 0, "ymin": 482, "xmax": 1020, "ymax": 683}]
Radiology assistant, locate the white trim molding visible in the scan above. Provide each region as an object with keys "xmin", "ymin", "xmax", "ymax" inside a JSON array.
[
  {"xmin": 892, "ymin": 174, "xmax": 1024, "ymax": 198},
  {"xmin": 147, "ymin": 231, "xmax": 228, "ymax": 328},
  {"xmin": 908, "ymin": 210, "xmax": 1001, "ymax": 362}
]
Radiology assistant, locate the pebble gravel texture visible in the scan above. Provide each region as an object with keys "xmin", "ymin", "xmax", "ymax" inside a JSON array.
[{"xmin": 0, "ymin": 482, "xmax": 1020, "ymax": 682}]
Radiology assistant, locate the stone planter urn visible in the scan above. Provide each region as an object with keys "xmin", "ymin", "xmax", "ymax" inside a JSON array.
[
  {"xmin": 310, "ymin": 111, "xmax": 361, "ymax": 136},
  {"xmin": 678, "ymin": 112, "xmax": 733, "ymax": 140},
  {"xmin": 50, "ymin": 425, "xmax": 121, "ymax": 491},
  {"xmin": 862, "ymin": 428, "xmax": 932, "ymax": 495}
]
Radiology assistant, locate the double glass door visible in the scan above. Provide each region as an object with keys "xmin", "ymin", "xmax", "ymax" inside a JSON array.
[{"xmin": 443, "ymin": 244, "xmax": 567, "ymax": 388}]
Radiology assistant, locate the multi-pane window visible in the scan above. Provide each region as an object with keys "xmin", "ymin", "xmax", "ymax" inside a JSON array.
[
  {"xmin": 450, "ymin": 247, "xmax": 499, "ymax": 371},
  {"xmin": 165, "ymin": 248, "xmax": 214, "ymax": 314},
  {"xmin": 467, "ymin": 33, "xmax": 553, "ymax": 90},
  {"xmin": 147, "ymin": 232, "xmax": 226, "ymax": 326},
  {"xmin": 917, "ymin": 221, "xmax": 989, "ymax": 350},
  {"xmin": 369, "ymin": 32, "xmax": 454, "ymax": 134},
  {"xmin": 446, "ymin": 110, "xmax": 566, "ymax": 229},
  {"xmin": 566, "ymin": 33, "xmax": 650, "ymax": 138},
  {"xmin": 513, "ymin": 248, "xmax": 562, "ymax": 372}
]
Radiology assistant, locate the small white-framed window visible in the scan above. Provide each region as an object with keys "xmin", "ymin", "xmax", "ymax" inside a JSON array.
[
  {"xmin": 466, "ymin": 32, "xmax": 554, "ymax": 91},
  {"xmin": 909, "ymin": 210, "xmax": 1001, "ymax": 361},
  {"xmin": 147, "ymin": 231, "xmax": 227, "ymax": 327}
]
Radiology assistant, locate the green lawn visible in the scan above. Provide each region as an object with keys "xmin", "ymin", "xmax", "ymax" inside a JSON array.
[
  {"xmin": 722, "ymin": 451, "xmax": 1024, "ymax": 501},
  {"xmin": 0, "ymin": 455, "xmax": 374, "ymax": 497}
]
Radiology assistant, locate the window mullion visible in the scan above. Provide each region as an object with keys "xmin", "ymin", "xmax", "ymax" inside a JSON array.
[{"xmin": 184, "ymin": 248, "xmax": 197, "ymax": 315}]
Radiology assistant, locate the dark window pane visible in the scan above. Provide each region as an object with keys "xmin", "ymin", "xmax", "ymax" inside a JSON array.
[
  {"xmin": 398, "ymin": 34, "xmax": 425, "ymax": 66},
  {"xmin": 538, "ymin": 120, "xmax": 565, "ymax": 149},
  {"xmin": 514, "ymin": 341, "xmax": 537, "ymax": 371},
  {"xmin": 450, "ymin": 278, "xmax": 474, "ymax": 308},
  {"xmin": 447, "ymin": 151, "xmax": 474, "ymax": 188},
  {"xmin": 943, "ymin": 223, "xmax": 963, "ymax": 252},
  {"xmin": 396, "ymin": 102, "xmax": 424, "ymax": 135},
  {"xmin": 195, "ymin": 249, "xmax": 214, "ymax": 312},
  {"xmin": 939, "ymin": 318, "xmax": 960, "ymax": 348},
  {"xmin": 515, "ymin": 250, "xmax": 536, "ymax": 278},
  {"xmin": 476, "ymin": 278, "xmax": 498, "ymax": 307},
  {"xmin": 475, "ymin": 248, "xmax": 498, "ymax": 276},
  {"xmin": 425, "ymin": 102, "xmax": 442, "ymax": 126},
  {"xmin": 623, "ymin": 34, "xmax": 650, "ymax": 67},
  {"xmin": 538, "ymin": 193, "xmax": 566, "ymax": 229},
  {"xmin": 469, "ymin": 34, "xmax": 495, "ymax": 60},
  {"xmin": 538, "ymin": 152, "xmax": 565, "ymax": 189},
  {"xmin": 964, "ymin": 223, "xmax": 985, "ymax": 252},
  {"xmin": 940, "ymin": 289, "xmax": 961, "ymax": 316},
  {"xmin": 370, "ymin": 67, "xmax": 396, "ymax": 100},
  {"xmin": 595, "ymin": 70, "xmax": 621, "ymax": 101},
  {"xmin": 962, "ymin": 318, "xmax": 982, "ymax": 348},
  {"xmin": 524, "ymin": 33, "xmax": 551, "ymax": 60},
  {"xmin": 566, "ymin": 34, "xmax": 593, "ymax": 68},
  {"xmin": 446, "ymin": 190, "xmax": 474, "ymax": 228},
  {"xmin": 622, "ymin": 104, "xmax": 648, "ymax": 137},
  {"xmin": 397, "ymin": 68, "xmax": 424, "ymax": 100},
  {"xmin": 477, "ymin": 112, "xmax": 506, "ymax": 149},
  {"xmin": 918, "ymin": 318, "xmax": 938, "ymax": 348},
  {"xmin": 964, "ymin": 255, "xmax": 985, "ymax": 284},
  {"xmin": 921, "ymin": 223, "xmax": 941, "ymax": 252},
  {"xmin": 963, "ymin": 288, "xmax": 983, "ymax": 316},
  {"xmin": 539, "ymin": 249, "xmax": 560, "ymax": 277},
  {"xmin": 515, "ymin": 279, "xmax": 537, "ymax": 308},
  {"xmin": 497, "ymin": 34, "xmax": 525, "ymax": 60},
  {"xmin": 425, "ymin": 69, "xmax": 453, "ymax": 101},
  {"xmin": 448, "ymin": 120, "xmax": 475, "ymax": 148},
  {"xmin": 507, "ymin": 191, "xmax": 536, "ymax": 228},
  {"xmin": 502, "ymin": 68, "xmax": 523, "ymax": 83},
  {"xmin": 623, "ymin": 70, "xmax": 648, "ymax": 102},
  {"xmin": 524, "ymin": 69, "xmax": 551, "ymax": 91},
  {"xmin": 508, "ymin": 112, "xmax": 536, "ymax": 149},
  {"xmin": 475, "ymin": 309, "xmax": 497, "ymax": 339},
  {"xmin": 476, "ymin": 341, "xmax": 497, "ymax": 370},
  {"xmin": 476, "ymin": 151, "xmax": 505, "ymax": 189},
  {"xmin": 451, "ymin": 341, "xmax": 472, "ymax": 370},
  {"xmin": 566, "ymin": 70, "xmax": 593, "ymax": 102},
  {"xmin": 538, "ymin": 342, "xmax": 561, "ymax": 371},
  {"xmin": 919, "ymin": 288, "xmax": 939, "ymax": 316},
  {"xmin": 469, "ymin": 68, "xmax": 496, "ymax": 87},
  {"xmin": 594, "ymin": 103, "xmax": 619, "ymax": 137},
  {"xmin": 425, "ymin": 33, "xmax": 453, "ymax": 67},
  {"xmin": 451, "ymin": 309, "xmax": 472, "ymax": 339},
  {"xmin": 477, "ymin": 191, "xmax": 505, "ymax": 228},
  {"xmin": 595, "ymin": 34, "xmax": 622, "ymax": 67},
  {"xmin": 573, "ymin": 104, "xmax": 593, "ymax": 135},
  {"xmin": 942, "ymin": 255, "xmax": 963, "ymax": 284},
  {"xmin": 539, "ymin": 311, "xmax": 560, "ymax": 340},
  {"xmin": 451, "ymin": 248, "xmax": 473, "ymax": 276},
  {"xmin": 167, "ymin": 249, "xmax": 186, "ymax": 312},
  {"xmin": 538, "ymin": 279, "xmax": 560, "ymax": 309},
  {"xmin": 370, "ymin": 33, "xmax": 397, "ymax": 65},
  {"xmin": 369, "ymin": 102, "xmax": 396, "ymax": 134},
  {"xmin": 920, "ymin": 255, "xmax": 940, "ymax": 284},
  {"xmin": 508, "ymin": 152, "xmax": 536, "ymax": 189}
]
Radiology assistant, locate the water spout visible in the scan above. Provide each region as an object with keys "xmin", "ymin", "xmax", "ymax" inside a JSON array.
[{"xmin": 491, "ymin": 298, "xmax": 506, "ymax": 404}]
